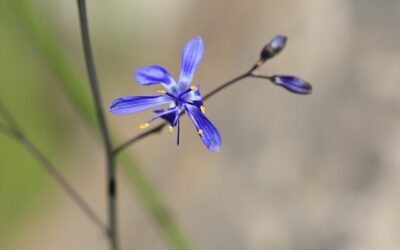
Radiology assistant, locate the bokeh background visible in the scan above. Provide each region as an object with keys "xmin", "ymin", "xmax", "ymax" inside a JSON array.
[{"xmin": 1, "ymin": 0, "xmax": 400, "ymax": 249}]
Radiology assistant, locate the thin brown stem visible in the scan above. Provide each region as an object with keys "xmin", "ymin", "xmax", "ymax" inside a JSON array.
[
  {"xmin": 76, "ymin": 1, "xmax": 118, "ymax": 249},
  {"xmin": 18, "ymin": 132, "xmax": 109, "ymax": 235},
  {"xmin": 0, "ymin": 101, "xmax": 108, "ymax": 235},
  {"xmin": 249, "ymin": 74, "xmax": 272, "ymax": 80}
]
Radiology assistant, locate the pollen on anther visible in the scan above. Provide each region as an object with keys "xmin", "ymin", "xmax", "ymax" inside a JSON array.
[
  {"xmin": 200, "ymin": 105, "xmax": 206, "ymax": 114},
  {"xmin": 198, "ymin": 129, "xmax": 204, "ymax": 136},
  {"xmin": 139, "ymin": 123, "xmax": 150, "ymax": 129},
  {"xmin": 157, "ymin": 90, "xmax": 167, "ymax": 94},
  {"xmin": 168, "ymin": 126, "xmax": 174, "ymax": 134},
  {"xmin": 190, "ymin": 85, "xmax": 198, "ymax": 91}
]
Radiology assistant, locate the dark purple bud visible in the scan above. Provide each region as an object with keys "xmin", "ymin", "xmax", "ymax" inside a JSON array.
[
  {"xmin": 260, "ymin": 35, "xmax": 287, "ymax": 61},
  {"xmin": 271, "ymin": 75, "xmax": 312, "ymax": 95}
]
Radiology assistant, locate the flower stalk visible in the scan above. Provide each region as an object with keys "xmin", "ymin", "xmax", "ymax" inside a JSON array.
[{"xmin": 76, "ymin": 0, "xmax": 118, "ymax": 249}]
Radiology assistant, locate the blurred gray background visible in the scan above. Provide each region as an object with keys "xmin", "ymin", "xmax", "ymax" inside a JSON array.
[{"xmin": 1, "ymin": 0, "xmax": 400, "ymax": 249}]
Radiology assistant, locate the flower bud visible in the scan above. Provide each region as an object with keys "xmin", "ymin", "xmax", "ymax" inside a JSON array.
[
  {"xmin": 260, "ymin": 35, "xmax": 287, "ymax": 61},
  {"xmin": 271, "ymin": 75, "xmax": 312, "ymax": 95}
]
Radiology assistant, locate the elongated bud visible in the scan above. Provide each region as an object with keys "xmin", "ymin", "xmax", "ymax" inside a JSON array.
[
  {"xmin": 260, "ymin": 35, "xmax": 287, "ymax": 61},
  {"xmin": 271, "ymin": 75, "xmax": 312, "ymax": 95}
]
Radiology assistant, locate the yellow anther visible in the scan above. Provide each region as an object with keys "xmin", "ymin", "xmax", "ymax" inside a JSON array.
[
  {"xmin": 157, "ymin": 90, "xmax": 167, "ymax": 94},
  {"xmin": 190, "ymin": 85, "xmax": 198, "ymax": 91},
  {"xmin": 200, "ymin": 105, "xmax": 206, "ymax": 114},
  {"xmin": 139, "ymin": 123, "xmax": 150, "ymax": 129},
  {"xmin": 198, "ymin": 129, "xmax": 204, "ymax": 136},
  {"xmin": 168, "ymin": 126, "xmax": 174, "ymax": 134}
]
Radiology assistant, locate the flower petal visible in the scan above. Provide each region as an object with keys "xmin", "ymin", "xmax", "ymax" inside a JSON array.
[
  {"xmin": 183, "ymin": 86, "xmax": 204, "ymax": 108},
  {"xmin": 271, "ymin": 75, "xmax": 312, "ymax": 95},
  {"xmin": 183, "ymin": 85, "xmax": 203, "ymax": 102},
  {"xmin": 109, "ymin": 95, "xmax": 172, "ymax": 115},
  {"xmin": 154, "ymin": 108, "xmax": 181, "ymax": 145},
  {"xmin": 136, "ymin": 65, "xmax": 178, "ymax": 93},
  {"xmin": 178, "ymin": 37, "xmax": 204, "ymax": 91},
  {"xmin": 184, "ymin": 104, "xmax": 221, "ymax": 152},
  {"xmin": 153, "ymin": 108, "xmax": 180, "ymax": 126}
]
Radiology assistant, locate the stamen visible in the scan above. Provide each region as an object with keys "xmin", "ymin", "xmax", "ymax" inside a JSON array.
[
  {"xmin": 139, "ymin": 123, "xmax": 150, "ymax": 129},
  {"xmin": 190, "ymin": 85, "xmax": 198, "ymax": 91},
  {"xmin": 168, "ymin": 126, "xmax": 174, "ymax": 134},
  {"xmin": 200, "ymin": 105, "xmax": 206, "ymax": 114},
  {"xmin": 198, "ymin": 129, "xmax": 204, "ymax": 136},
  {"xmin": 157, "ymin": 90, "xmax": 167, "ymax": 94}
]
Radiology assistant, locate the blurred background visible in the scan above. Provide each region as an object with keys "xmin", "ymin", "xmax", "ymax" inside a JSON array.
[{"xmin": 1, "ymin": 0, "xmax": 400, "ymax": 249}]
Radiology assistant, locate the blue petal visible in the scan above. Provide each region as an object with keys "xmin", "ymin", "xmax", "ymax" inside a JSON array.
[
  {"xmin": 183, "ymin": 85, "xmax": 203, "ymax": 101},
  {"xmin": 153, "ymin": 108, "xmax": 179, "ymax": 126},
  {"xmin": 136, "ymin": 65, "xmax": 178, "ymax": 93},
  {"xmin": 155, "ymin": 108, "xmax": 181, "ymax": 145},
  {"xmin": 109, "ymin": 95, "xmax": 172, "ymax": 115},
  {"xmin": 184, "ymin": 104, "xmax": 221, "ymax": 152},
  {"xmin": 271, "ymin": 75, "xmax": 312, "ymax": 95},
  {"xmin": 178, "ymin": 37, "xmax": 204, "ymax": 91},
  {"xmin": 183, "ymin": 86, "xmax": 204, "ymax": 107}
]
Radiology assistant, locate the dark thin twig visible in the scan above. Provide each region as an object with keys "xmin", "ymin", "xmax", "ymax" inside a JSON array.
[
  {"xmin": 249, "ymin": 74, "xmax": 272, "ymax": 80},
  {"xmin": 0, "ymin": 101, "xmax": 108, "ymax": 235},
  {"xmin": 203, "ymin": 71, "xmax": 252, "ymax": 100},
  {"xmin": 76, "ymin": 1, "xmax": 118, "ymax": 249},
  {"xmin": 112, "ymin": 64, "xmax": 266, "ymax": 155},
  {"xmin": 16, "ymin": 133, "xmax": 109, "ymax": 235}
]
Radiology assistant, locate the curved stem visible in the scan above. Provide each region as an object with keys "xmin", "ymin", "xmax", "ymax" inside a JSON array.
[
  {"xmin": 76, "ymin": 1, "xmax": 118, "ymax": 249},
  {"xmin": 203, "ymin": 71, "xmax": 251, "ymax": 100}
]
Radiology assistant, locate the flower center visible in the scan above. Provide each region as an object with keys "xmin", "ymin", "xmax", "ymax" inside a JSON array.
[{"xmin": 164, "ymin": 85, "xmax": 198, "ymax": 108}]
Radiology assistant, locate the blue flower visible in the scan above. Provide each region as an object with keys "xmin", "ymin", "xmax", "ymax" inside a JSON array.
[{"xmin": 109, "ymin": 37, "xmax": 221, "ymax": 152}]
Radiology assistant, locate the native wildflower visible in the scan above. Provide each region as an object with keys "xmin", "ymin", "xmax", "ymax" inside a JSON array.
[{"xmin": 109, "ymin": 37, "xmax": 221, "ymax": 152}]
